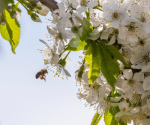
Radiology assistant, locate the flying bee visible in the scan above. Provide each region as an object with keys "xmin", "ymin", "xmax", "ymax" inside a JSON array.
[{"xmin": 35, "ymin": 69, "xmax": 48, "ymax": 81}]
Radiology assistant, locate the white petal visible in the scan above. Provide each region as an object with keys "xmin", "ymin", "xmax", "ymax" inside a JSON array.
[
  {"xmin": 16, "ymin": 11, "xmax": 21, "ymax": 20},
  {"xmin": 66, "ymin": 58, "xmax": 71, "ymax": 66},
  {"xmin": 130, "ymin": 4, "xmax": 142, "ymax": 19},
  {"xmin": 147, "ymin": 98, "xmax": 150, "ymax": 109},
  {"xmin": 43, "ymin": 46, "xmax": 51, "ymax": 57},
  {"xmin": 142, "ymin": 23, "xmax": 150, "ymax": 33},
  {"xmin": 123, "ymin": 69, "xmax": 133, "ymax": 80},
  {"xmin": 130, "ymin": 107, "xmax": 140, "ymax": 113},
  {"xmin": 63, "ymin": 68, "xmax": 71, "ymax": 77},
  {"xmin": 108, "ymin": 35, "xmax": 115, "ymax": 45},
  {"xmin": 82, "ymin": 72, "xmax": 89, "ymax": 84},
  {"xmin": 87, "ymin": 1, "xmax": 98, "ymax": 8},
  {"xmin": 115, "ymin": 111, "xmax": 125, "ymax": 118},
  {"xmin": 142, "ymin": 65, "xmax": 150, "ymax": 72},
  {"xmin": 111, "ymin": 103, "xmax": 119, "ymax": 107},
  {"xmin": 39, "ymin": 39, "xmax": 51, "ymax": 49},
  {"xmin": 121, "ymin": 17, "xmax": 140, "ymax": 26},
  {"xmin": 111, "ymin": 20, "xmax": 119, "ymax": 29},
  {"xmin": 35, "ymin": 16, "xmax": 41, "ymax": 22},
  {"xmin": 110, "ymin": 97, "xmax": 121, "ymax": 102},
  {"xmin": 76, "ymin": 93, "xmax": 86, "ymax": 99},
  {"xmin": 58, "ymin": 3, "xmax": 66, "ymax": 17},
  {"xmin": 141, "ymin": 104, "xmax": 148, "ymax": 110},
  {"xmin": 121, "ymin": 0, "xmax": 132, "ymax": 10},
  {"xmin": 134, "ymin": 82, "xmax": 145, "ymax": 94},
  {"xmin": 119, "ymin": 100, "xmax": 129, "ymax": 111},
  {"xmin": 131, "ymin": 65, "xmax": 142, "ymax": 69},
  {"xmin": 143, "ymin": 76, "xmax": 150, "ymax": 90},
  {"xmin": 124, "ymin": 89, "xmax": 133, "ymax": 98},
  {"xmin": 100, "ymin": 31, "xmax": 109, "ymax": 40},
  {"xmin": 69, "ymin": 0, "xmax": 79, "ymax": 8},
  {"xmin": 38, "ymin": 5, "xmax": 49, "ymax": 16},
  {"xmin": 60, "ymin": 18, "xmax": 72, "ymax": 28},
  {"xmin": 118, "ymin": 26, "xmax": 127, "ymax": 40},
  {"xmin": 133, "ymin": 72, "xmax": 144, "ymax": 82},
  {"xmin": 89, "ymin": 29, "xmax": 100, "ymax": 40},
  {"xmin": 77, "ymin": 6, "xmax": 87, "ymax": 13},
  {"xmin": 141, "ymin": 90, "xmax": 150, "ymax": 99},
  {"xmin": 50, "ymin": 54, "xmax": 59, "ymax": 64},
  {"xmin": 57, "ymin": 41, "xmax": 65, "ymax": 54},
  {"xmin": 127, "ymin": 35, "xmax": 138, "ymax": 43},
  {"xmin": 47, "ymin": 25, "xmax": 56, "ymax": 36}
]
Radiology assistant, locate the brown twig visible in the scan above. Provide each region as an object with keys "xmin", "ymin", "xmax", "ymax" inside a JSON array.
[{"xmin": 39, "ymin": 0, "xmax": 58, "ymax": 11}]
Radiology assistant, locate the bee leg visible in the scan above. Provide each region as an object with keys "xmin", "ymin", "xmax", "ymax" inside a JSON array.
[
  {"xmin": 43, "ymin": 77, "xmax": 46, "ymax": 81},
  {"xmin": 40, "ymin": 76, "xmax": 42, "ymax": 79},
  {"xmin": 44, "ymin": 75, "xmax": 46, "ymax": 81}
]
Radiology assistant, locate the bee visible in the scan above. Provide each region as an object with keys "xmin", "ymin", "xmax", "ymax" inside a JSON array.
[{"xmin": 35, "ymin": 69, "xmax": 48, "ymax": 81}]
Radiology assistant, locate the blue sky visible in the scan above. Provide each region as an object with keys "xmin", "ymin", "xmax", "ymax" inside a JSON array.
[{"xmin": 0, "ymin": 3, "xmax": 107, "ymax": 125}]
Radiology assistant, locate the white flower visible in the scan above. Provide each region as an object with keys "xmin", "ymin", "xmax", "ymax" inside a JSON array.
[
  {"xmin": 77, "ymin": 78, "xmax": 99, "ymax": 104},
  {"xmin": 121, "ymin": 69, "xmax": 144, "ymax": 98},
  {"xmin": 130, "ymin": 3, "xmax": 150, "ymax": 33},
  {"xmin": 90, "ymin": 9, "xmax": 103, "ymax": 27},
  {"xmin": 55, "ymin": 3, "xmax": 72, "ymax": 28},
  {"xmin": 16, "ymin": 11, "xmax": 21, "ymax": 20},
  {"xmin": 98, "ymin": 83, "xmax": 112, "ymax": 99},
  {"xmin": 97, "ymin": 98, "xmax": 110, "ymax": 115},
  {"xmin": 51, "ymin": 12, "xmax": 59, "ymax": 24},
  {"xmin": 42, "ymin": 46, "xmax": 59, "ymax": 65},
  {"xmin": 115, "ymin": 100, "xmax": 132, "ymax": 123},
  {"xmin": 130, "ymin": 42, "xmax": 150, "ymax": 65},
  {"xmin": 119, "ymin": 17, "xmax": 142, "ymax": 44},
  {"xmin": 47, "ymin": 25, "xmax": 73, "ymax": 54},
  {"xmin": 142, "ymin": 62, "xmax": 150, "ymax": 72},
  {"xmin": 34, "ymin": 16, "xmax": 41, "ymax": 22},
  {"xmin": 76, "ymin": 0, "xmax": 98, "ymax": 13},
  {"xmin": 37, "ymin": 2, "xmax": 50, "ymax": 16},
  {"xmin": 102, "ymin": 0, "xmax": 130, "ymax": 29},
  {"xmin": 68, "ymin": 0, "xmax": 79, "ymax": 8}
]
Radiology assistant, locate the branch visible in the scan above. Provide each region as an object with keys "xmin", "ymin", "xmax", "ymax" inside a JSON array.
[{"xmin": 39, "ymin": 0, "xmax": 58, "ymax": 11}]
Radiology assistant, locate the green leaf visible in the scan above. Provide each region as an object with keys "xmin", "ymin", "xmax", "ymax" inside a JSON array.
[
  {"xmin": 106, "ymin": 45, "xmax": 130, "ymax": 67},
  {"xmin": 69, "ymin": 34, "xmax": 80, "ymax": 48},
  {"xmin": 6, "ymin": 0, "xmax": 14, "ymax": 3},
  {"xmin": 98, "ymin": 41, "xmax": 119, "ymax": 87},
  {"xmin": 0, "ymin": 9, "xmax": 20, "ymax": 54},
  {"xmin": 86, "ymin": 11, "xmax": 90, "ymax": 20},
  {"xmin": 66, "ymin": 40, "xmax": 90, "ymax": 51},
  {"xmin": 16, "ymin": 2, "xmax": 20, "ymax": 7},
  {"xmin": 0, "ymin": 0, "xmax": 14, "ymax": 12},
  {"xmin": 104, "ymin": 106, "xmax": 123, "ymax": 125},
  {"xmin": 111, "ymin": 87, "xmax": 120, "ymax": 97},
  {"xmin": 85, "ymin": 42, "xmax": 101, "ymax": 86},
  {"xmin": 104, "ymin": 106, "xmax": 127, "ymax": 125},
  {"xmin": 91, "ymin": 112, "xmax": 103, "ymax": 125},
  {"xmin": 89, "ymin": 29, "xmax": 100, "ymax": 40},
  {"xmin": 0, "ymin": 0, "xmax": 7, "ymax": 12},
  {"xmin": 104, "ymin": 110, "xmax": 113, "ymax": 125},
  {"xmin": 85, "ymin": 41, "xmax": 120, "ymax": 86},
  {"xmin": 119, "ymin": 120, "xmax": 127, "ymax": 125},
  {"xmin": 80, "ymin": 18, "xmax": 93, "ymax": 40}
]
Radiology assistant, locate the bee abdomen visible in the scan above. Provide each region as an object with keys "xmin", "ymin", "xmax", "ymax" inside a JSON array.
[{"xmin": 35, "ymin": 72, "xmax": 42, "ymax": 79}]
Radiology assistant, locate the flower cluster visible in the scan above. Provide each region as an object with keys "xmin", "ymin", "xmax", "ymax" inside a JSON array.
[{"xmin": 40, "ymin": 0, "xmax": 150, "ymax": 124}]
